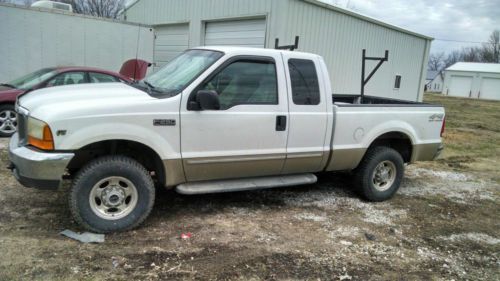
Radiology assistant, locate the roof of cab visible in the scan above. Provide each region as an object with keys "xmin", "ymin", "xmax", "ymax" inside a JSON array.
[{"xmin": 195, "ymin": 46, "xmax": 320, "ymax": 59}]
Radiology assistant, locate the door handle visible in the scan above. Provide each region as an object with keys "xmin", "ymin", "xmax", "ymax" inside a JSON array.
[{"xmin": 276, "ymin": 115, "xmax": 287, "ymax": 131}]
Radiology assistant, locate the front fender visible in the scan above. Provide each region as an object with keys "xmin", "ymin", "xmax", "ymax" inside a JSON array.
[{"xmin": 54, "ymin": 122, "xmax": 179, "ymax": 160}]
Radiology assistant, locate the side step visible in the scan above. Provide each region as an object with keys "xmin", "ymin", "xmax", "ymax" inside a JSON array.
[{"xmin": 175, "ymin": 173, "xmax": 317, "ymax": 195}]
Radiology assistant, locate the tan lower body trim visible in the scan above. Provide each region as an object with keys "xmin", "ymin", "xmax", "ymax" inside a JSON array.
[
  {"xmin": 325, "ymin": 147, "xmax": 367, "ymax": 171},
  {"xmin": 163, "ymin": 159, "xmax": 186, "ymax": 187},
  {"xmin": 411, "ymin": 142, "xmax": 443, "ymax": 162},
  {"xmin": 183, "ymin": 153, "xmax": 286, "ymax": 182},
  {"xmin": 281, "ymin": 151, "xmax": 327, "ymax": 174}
]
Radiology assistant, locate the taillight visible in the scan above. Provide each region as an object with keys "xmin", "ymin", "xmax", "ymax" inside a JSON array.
[{"xmin": 440, "ymin": 117, "xmax": 446, "ymax": 137}]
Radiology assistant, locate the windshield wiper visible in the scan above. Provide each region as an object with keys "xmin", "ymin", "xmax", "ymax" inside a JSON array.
[
  {"xmin": 143, "ymin": 81, "xmax": 155, "ymax": 90},
  {"xmin": 0, "ymin": 83, "xmax": 16, "ymax": 89}
]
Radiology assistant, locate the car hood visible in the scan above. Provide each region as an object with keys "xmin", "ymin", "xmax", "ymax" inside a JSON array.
[
  {"xmin": 0, "ymin": 88, "xmax": 23, "ymax": 95},
  {"xmin": 18, "ymin": 82, "xmax": 156, "ymax": 121}
]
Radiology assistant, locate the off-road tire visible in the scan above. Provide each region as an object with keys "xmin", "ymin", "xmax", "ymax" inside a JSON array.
[
  {"xmin": 354, "ymin": 146, "xmax": 404, "ymax": 202},
  {"xmin": 69, "ymin": 156, "xmax": 155, "ymax": 233}
]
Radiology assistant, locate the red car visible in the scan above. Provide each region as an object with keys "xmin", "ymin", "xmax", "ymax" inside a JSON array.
[{"xmin": 0, "ymin": 60, "xmax": 149, "ymax": 137}]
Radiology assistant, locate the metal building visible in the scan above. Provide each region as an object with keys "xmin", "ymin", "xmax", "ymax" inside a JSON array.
[
  {"xmin": 0, "ymin": 3, "xmax": 154, "ymax": 82},
  {"xmin": 442, "ymin": 62, "xmax": 500, "ymax": 101},
  {"xmin": 123, "ymin": 0, "xmax": 432, "ymax": 101}
]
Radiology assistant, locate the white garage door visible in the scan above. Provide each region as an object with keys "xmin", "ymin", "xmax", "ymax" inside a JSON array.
[
  {"xmin": 480, "ymin": 77, "xmax": 500, "ymax": 101},
  {"xmin": 154, "ymin": 24, "xmax": 189, "ymax": 72},
  {"xmin": 449, "ymin": 75, "xmax": 472, "ymax": 98},
  {"xmin": 204, "ymin": 18, "xmax": 266, "ymax": 48}
]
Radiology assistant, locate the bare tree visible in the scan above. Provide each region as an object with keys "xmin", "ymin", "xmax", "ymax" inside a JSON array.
[
  {"xmin": 461, "ymin": 46, "xmax": 482, "ymax": 62},
  {"xmin": 444, "ymin": 50, "xmax": 463, "ymax": 68},
  {"xmin": 481, "ymin": 29, "xmax": 500, "ymax": 63},
  {"xmin": 428, "ymin": 52, "xmax": 445, "ymax": 71},
  {"xmin": 60, "ymin": 0, "xmax": 125, "ymax": 19}
]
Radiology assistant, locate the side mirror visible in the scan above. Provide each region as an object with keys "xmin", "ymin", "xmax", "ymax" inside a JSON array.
[{"xmin": 189, "ymin": 90, "xmax": 220, "ymax": 110}]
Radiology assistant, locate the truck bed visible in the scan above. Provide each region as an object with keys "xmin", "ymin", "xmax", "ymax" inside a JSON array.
[
  {"xmin": 325, "ymin": 94, "xmax": 445, "ymax": 172},
  {"xmin": 332, "ymin": 94, "xmax": 439, "ymax": 106}
]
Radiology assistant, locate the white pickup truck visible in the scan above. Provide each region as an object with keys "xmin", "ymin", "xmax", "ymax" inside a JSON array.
[{"xmin": 9, "ymin": 47, "xmax": 445, "ymax": 233}]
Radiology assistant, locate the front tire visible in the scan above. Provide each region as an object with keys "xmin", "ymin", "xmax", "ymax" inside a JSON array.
[
  {"xmin": 354, "ymin": 146, "xmax": 404, "ymax": 202},
  {"xmin": 0, "ymin": 104, "xmax": 17, "ymax": 137},
  {"xmin": 69, "ymin": 156, "xmax": 155, "ymax": 233}
]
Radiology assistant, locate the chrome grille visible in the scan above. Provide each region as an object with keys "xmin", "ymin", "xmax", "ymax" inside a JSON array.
[{"xmin": 16, "ymin": 112, "xmax": 27, "ymax": 145}]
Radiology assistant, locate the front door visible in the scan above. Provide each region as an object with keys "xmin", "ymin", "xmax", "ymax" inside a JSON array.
[{"xmin": 180, "ymin": 54, "xmax": 288, "ymax": 181}]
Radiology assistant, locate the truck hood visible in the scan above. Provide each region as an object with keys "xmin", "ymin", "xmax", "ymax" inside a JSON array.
[{"xmin": 18, "ymin": 82, "xmax": 156, "ymax": 121}]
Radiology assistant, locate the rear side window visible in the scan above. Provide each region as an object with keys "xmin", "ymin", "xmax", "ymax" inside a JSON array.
[
  {"xmin": 46, "ymin": 72, "xmax": 86, "ymax": 87},
  {"xmin": 288, "ymin": 59, "xmax": 320, "ymax": 105},
  {"xmin": 89, "ymin": 72, "xmax": 120, "ymax": 83}
]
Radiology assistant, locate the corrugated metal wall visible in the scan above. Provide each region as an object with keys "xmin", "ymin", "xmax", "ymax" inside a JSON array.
[
  {"xmin": 269, "ymin": 0, "xmax": 430, "ymax": 101},
  {"xmin": 125, "ymin": 0, "xmax": 272, "ymax": 49},
  {"xmin": 0, "ymin": 4, "xmax": 154, "ymax": 82},
  {"xmin": 125, "ymin": 0, "xmax": 430, "ymax": 101}
]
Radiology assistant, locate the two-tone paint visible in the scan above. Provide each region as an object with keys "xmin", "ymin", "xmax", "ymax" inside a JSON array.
[{"xmin": 11, "ymin": 47, "xmax": 444, "ymax": 190}]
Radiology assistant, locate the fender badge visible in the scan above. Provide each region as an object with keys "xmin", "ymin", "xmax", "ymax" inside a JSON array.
[
  {"xmin": 56, "ymin": 130, "xmax": 67, "ymax": 136},
  {"xmin": 153, "ymin": 119, "xmax": 176, "ymax": 126},
  {"xmin": 429, "ymin": 114, "xmax": 444, "ymax": 122}
]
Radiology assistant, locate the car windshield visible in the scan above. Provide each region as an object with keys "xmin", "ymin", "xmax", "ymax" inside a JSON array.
[
  {"xmin": 6, "ymin": 68, "xmax": 58, "ymax": 90},
  {"xmin": 143, "ymin": 49, "xmax": 223, "ymax": 96}
]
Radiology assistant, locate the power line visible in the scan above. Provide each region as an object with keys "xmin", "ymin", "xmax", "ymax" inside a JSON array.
[{"xmin": 434, "ymin": 38, "xmax": 494, "ymax": 44}]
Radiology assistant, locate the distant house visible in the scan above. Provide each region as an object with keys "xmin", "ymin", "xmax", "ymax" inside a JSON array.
[
  {"xmin": 442, "ymin": 62, "xmax": 500, "ymax": 101},
  {"xmin": 426, "ymin": 71, "xmax": 444, "ymax": 93},
  {"xmin": 425, "ymin": 70, "xmax": 438, "ymax": 85},
  {"xmin": 425, "ymin": 70, "xmax": 443, "ymax": 92}
]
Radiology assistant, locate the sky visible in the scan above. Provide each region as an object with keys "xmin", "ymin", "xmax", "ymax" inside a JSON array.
[{"xmin": 320, "ymin": 0, "xmax": 500, "ymax": 55}]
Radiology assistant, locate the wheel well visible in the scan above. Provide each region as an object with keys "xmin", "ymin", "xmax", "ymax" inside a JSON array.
[
  {"xmin": 66, "ymin": 140, "xmax": 165, "ymax": 187},
  {"xmin": 369, "ymin": 132, "xmax": 413, "ymax": 163}
]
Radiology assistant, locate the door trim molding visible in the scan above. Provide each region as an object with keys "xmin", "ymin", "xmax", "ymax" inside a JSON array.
[{"xmin": 186, "ymin": 153, "xmax": 286, "ymax": 165}]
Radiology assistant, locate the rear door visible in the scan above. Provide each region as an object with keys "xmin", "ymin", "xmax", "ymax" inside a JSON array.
[
  {"xmin": 204, "ymin": 19, "xmax": 266, "ymax": 48},
  {"xmin": 449, "ymin": 75, "xmax": 472, "ymax": 97},
  {"xmin": 281, "ymin": 53, "xmax": 329, "ymax": 173},
  {"xmin": 479, "ymin": 77, "xmax": 500, "ymax": 100},
  {"xmin": 180, "ymin": 53, "xmax": 289, "ymax": 181}
]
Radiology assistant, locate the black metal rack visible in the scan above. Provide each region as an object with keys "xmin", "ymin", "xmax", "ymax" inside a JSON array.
[
  {"xmin": 275, "ymin": 36, "xmax": 300, "ymax": 51},
  {"xmin": 360, "ymin": 49, "xmax": 389, "ymax": 103}
]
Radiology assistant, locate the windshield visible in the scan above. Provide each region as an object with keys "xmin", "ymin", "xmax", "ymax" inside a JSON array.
[
  {"xmin": 6, "ymin": 68, "xmax": 58, "ymax": 90},
  {"xmin": 143, "ymin": 49, "xmax": 223, "ymax": 96}
]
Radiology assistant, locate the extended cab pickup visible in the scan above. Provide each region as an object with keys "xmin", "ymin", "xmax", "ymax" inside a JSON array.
[{"xmin": 9, "ymin": 47, "xmax": 445, "ymax": 233}]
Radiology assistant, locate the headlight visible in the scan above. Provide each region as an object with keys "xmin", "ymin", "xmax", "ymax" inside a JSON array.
[{"xmin": 27, "ymin": 117, "xmax": 54, "ymax": 150}]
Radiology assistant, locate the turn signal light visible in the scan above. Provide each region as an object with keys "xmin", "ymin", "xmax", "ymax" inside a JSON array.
[{"xmin": 28, "ymin": 124, "xmax": 54, "ymax": 150}]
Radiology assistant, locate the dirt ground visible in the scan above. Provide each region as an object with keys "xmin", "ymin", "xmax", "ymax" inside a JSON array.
[{"xmin": 0, "ymin": 94, "xmax": 498, "ymax": 281}]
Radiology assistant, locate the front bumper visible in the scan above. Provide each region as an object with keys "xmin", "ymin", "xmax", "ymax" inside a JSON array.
[{"xmin": 8, "ymin": 133, "xmax": 74, "ymax": 190}]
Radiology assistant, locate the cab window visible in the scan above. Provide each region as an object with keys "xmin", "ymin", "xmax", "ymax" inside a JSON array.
[{"xmin": 199, "ymin": 59, "xmax": 278, "ymax": 110}]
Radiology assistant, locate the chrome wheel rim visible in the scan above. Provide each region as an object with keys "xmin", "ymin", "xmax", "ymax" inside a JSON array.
[
  {"xmin": 0, "ymin": 110, "xmax": 17, "ymax": 135},
  {"xmin": 89, "ymin": 176, "xmax": 138, "ymax": 220},
  {"xmin": 372, "ymin": 160, "xmax": 397, "ymax": 191}
]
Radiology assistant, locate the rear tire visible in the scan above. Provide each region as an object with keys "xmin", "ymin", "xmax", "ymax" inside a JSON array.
[
  {"xmin": 69, "ymin": 156, "xmax": 155, "ymax": 233},
  {"xmin": 354, "ymin": 146, "xmax": 404, "ymax": 202},
  {"xmin": 0, "ymin": 104, "xmax": 17, "ymax": 137}
]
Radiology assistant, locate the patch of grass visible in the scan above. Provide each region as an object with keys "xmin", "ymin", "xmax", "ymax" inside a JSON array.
[{"xmin": 423, "ymin": 93, "xmax": 500, "ymax": 180}]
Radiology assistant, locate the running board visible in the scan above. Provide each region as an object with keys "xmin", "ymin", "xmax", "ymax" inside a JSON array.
[{"xmin": 175, "ymin": 173, "xmax": 317, "ymax": 195}]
